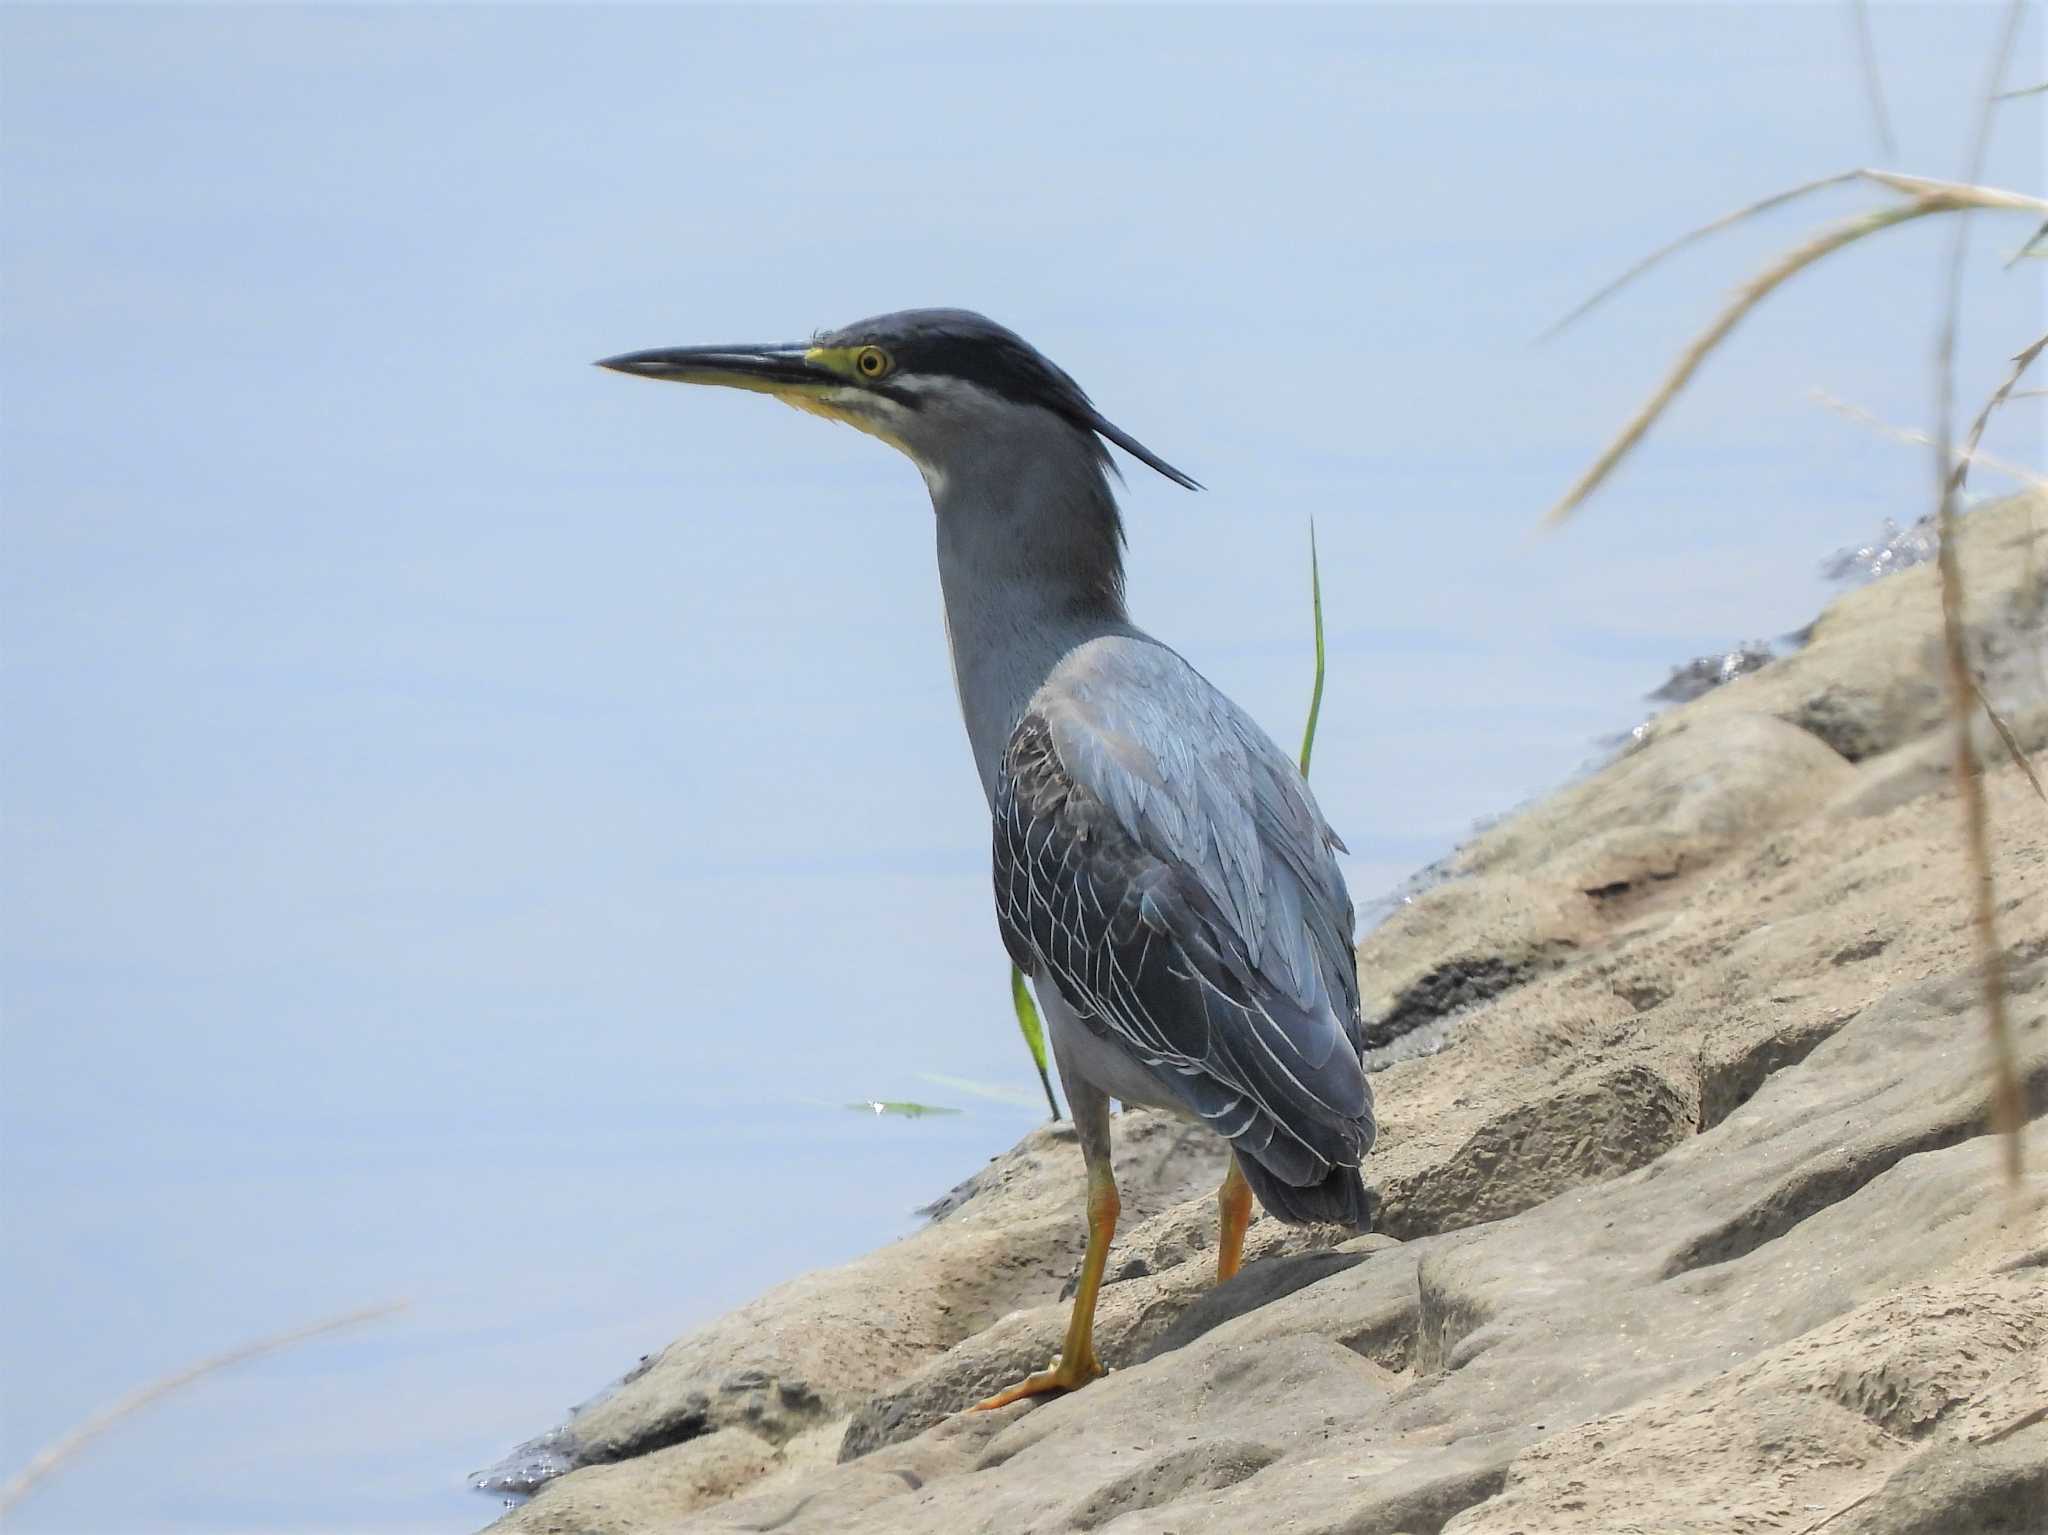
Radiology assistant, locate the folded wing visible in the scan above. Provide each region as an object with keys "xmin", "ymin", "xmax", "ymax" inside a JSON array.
[{"xmin": 992, "ymin": 637, "xmax": 1375, "ymax": 1195}]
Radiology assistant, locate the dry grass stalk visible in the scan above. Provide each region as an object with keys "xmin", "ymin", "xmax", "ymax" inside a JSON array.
[
  {"xmin": 1848, "ymin": 0, "xmax": 1898, "ymax": 158},
  {"xmin": 1981, "ymin": 1401, "xmax": 2048, "ymax": 1444},
  {"xmin": 1857, "ymin": 169, "xmax": 2043, "ymax": 211},
  {"xmin": 1931, "ymin": 0, "xmax": 2028, "ymax": 1190},
  {"xmin": 1542, "ymin": 175, "xmax": 2048, "ymax": 527},
  {"xmin": 1545, "ymin": 2, "xmax": 2034, "ymax": 1181},
  {"xmin": 1948, "ymin": 331, "xmax": 2048, "ymax": 499},
  {"xmin": 1933, "ymin": 512, "xmax": 2027, "ymax": 1187},
  {"xmin": 1944, "ymin": 337, "xmax": 2048, "ymax": 808},
  {"xmin": 1537, "ymin": 170, "xmax": 1865, "ymax": 342},
  {"xmin": 1976, "ymin": 692, "xmax": 2047, "ymax": 805},
  {"xmin": 1541, "ymin": 170, "xmax": 2048, "ymax": 346},
  {"xmin": 1810, "ymin": 390, "xmax": 2048, "ymax": 492},
  {"xmin": 1808, "ymin": 392, "xmax": 2047, "ymax": 806},
  {"xmin": 0, "ymin": 1301, "xmax": 405, "ymax": 1515}
]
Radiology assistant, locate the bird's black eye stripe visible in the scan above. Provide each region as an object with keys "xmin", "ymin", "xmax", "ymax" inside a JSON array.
[{"xmin": 897, "ymin": 337, "xmax": 1048, "ymax": 405}]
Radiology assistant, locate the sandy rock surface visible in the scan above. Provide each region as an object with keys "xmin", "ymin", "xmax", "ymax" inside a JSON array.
[
  {"xmin": 476, "ymin": 1105, "xmax": 1232, "ymax": 1502},
  {"xmin": 481, "ymin": 494, "xmax": 2048, "ymax": 1535}
]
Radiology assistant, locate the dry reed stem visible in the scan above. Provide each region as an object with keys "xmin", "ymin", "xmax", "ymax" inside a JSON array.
[
  {"xmin": 2027, "ymin": 502, "xmax": 2047, "ymax": 701},
  {"xmin": 1949, "ymin": 331, "xmax": 2048, "ymax": 499},
  {"xmin": 1810, "ymin": 390, "xmax": 2048, "ymax": 492},
  {"xmin": 1537, "ymin": 170, "xmax": 1865, "ymax": 342},
  {"xmin": 1933, "ymin": 0, "xmax": 2028, "ymax": 1190},
  {"xmin": 1857, "ymin": 169, "xmax": 2045, "ymax": 211},
  {"xmin": 1935, "ymin": 516, "xmax": 2027, "ymax": 1188},
  {"xmin": 1849, "ymin": 0, "xmax": 1897, "ymax": 159},
  {"xmin": 1541, "ymin": 171, "xmax": 2048, "ymax": 345},
  {"xmin": 1946, "ymin": 337, "xmax": 2048, "ymax": 807},
  {"xmin": 0, "ymin": 1301, "xmax": 405, "ymax": 1515},
  {"xmin": 1976, "ymin": 692, "xmax": 2047, "ymax": 805},
  {"xmin": 1542, "ymin": 189, "xmax": 2038, "ymax": 527},
  {"xmin": 1980, "ymin": 1401, "xmax": 2048, "ymax": 1444},
  {"xmin": 1543, "ymin": 26, "xmax": 2036, "ymax": 1177},
  {"xmin": 1809, "ymin": 392, "xmax": 2048, "ymax": 805},
  {"xmin": 1803, "ymin": 1388, "xmax": 2048, "ymax": 1532}
]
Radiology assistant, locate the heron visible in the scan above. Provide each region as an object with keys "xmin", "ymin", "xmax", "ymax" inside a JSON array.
[{"xmin": 598, "ymin": 310, "xmax": 1376, "ymax": 1409}]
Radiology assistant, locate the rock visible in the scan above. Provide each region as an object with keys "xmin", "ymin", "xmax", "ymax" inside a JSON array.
[
  {"xmin": 1648, "ymin": 641, "xmax": 1775, "ymax": 703},
  {"xmin": 485, "ymin": 1429, "xmax": 776, "ymax": 1535},
  {"xmin": 701, "ymin": 1333, "xmax": 1401, "ymax": 1534},
  {"xmin": 1450, "ymin": 710, "xmax": 1855, "ymax": 892},
  {"xmin": 1061, "ymin": 1438, "xmax": 1281, "ymax": 1530},
  {"xmin": 1449, "ymin": 1280, "xmax": 2046, "ymax": 1535},
  {"xmin": 545, "ymin": 942, "xmax": 2047, "ymax": 1533},
  {"xmin": 836, "ymin": 1227, "xmax": 1355, "ymax": 1462},
  {"xmin": 1833, "ymin": 1422, "xmax": 2048, "ymax": 1535},
  {"xmin": 478, "ymin": 1108, "xmax": 1227, "ymax": 1490},
  {"xmin": 1378, "ymin": 1053, "xmax": 1699, "ymax": 1239},
  {"xmin": 1357, "ymin": 874, "xmax": 1601, "ymax": 1050},
  {"xmin": 475, "ymin": 492, "xmax": 2048, "ymax": 1534},
  {"xmin": 1132, "ymin": 1238, "xmax": 1395, "ymax": 1365},
  {"xmin": 1642, "ymin": 492, "xmax": 2045, "ymax": 763},
  {"xmin": 1358, "ymin": 703, "xmax": 1862, "ymax": 1064},
  {"xmin": 1830, "ymin": 698, "xmax": 2048, "ymax": 820}
]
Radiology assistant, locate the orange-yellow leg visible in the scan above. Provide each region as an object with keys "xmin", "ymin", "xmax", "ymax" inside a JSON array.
[
  {"xmin": 1216, "ymin": 1154, "xmax": 1253, "ymax": 1285},
  {"xmin": 972, "ymin": 1160, "xmax": 1120, "ymax": 1409}
]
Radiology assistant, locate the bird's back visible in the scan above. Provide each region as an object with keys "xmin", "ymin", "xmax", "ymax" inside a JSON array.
[{"xmin": 993, "ymin": 634, "xmax": 1376, "ymax": 1227}]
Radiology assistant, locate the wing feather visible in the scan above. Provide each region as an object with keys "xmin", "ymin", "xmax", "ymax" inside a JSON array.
[{"xmin": 992, "ymin": 638, "xmax": 1375, "ymax": 1185}]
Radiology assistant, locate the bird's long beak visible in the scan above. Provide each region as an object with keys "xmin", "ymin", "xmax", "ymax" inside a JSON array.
[{"xmin": 595, "ymin": 343, "xmax": 827, "ymax": 396}]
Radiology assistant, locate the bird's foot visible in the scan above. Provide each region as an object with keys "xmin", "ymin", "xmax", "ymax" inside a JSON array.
[{"xmin": 970, "ymin": 1351, "xmax": 1104, "ymax": 1411}]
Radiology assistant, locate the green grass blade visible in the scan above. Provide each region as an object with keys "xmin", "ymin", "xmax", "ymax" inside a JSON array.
[
  {"xmin": 1011, "ymin": 962, "xmax": 1062, "ymax": 1121},
  {"xmin": 917, "ymin": 1072, "xmax": 1046, "ymax": 1110},
  {"xmin": 846, "ymin": 1100, "xmax": 961, "ymax": 1118},
  {"xmin": 1299, "ymin": 520, "xmax": 1326, "ymax": 778}
]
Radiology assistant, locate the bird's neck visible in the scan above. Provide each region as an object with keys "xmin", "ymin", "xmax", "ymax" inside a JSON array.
[{"xmin": 925, "ymin": 424, "xmax": 1135, "ymax": 805}]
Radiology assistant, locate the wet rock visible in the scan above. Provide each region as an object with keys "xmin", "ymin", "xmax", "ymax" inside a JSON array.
[
  {"xmin": 1647, "ymin": 493, "xmax": 2044, "ymax": 764},
  {"xmin": 1822, "ymin": 511, "xmax": 1943, "ymax": 584},
  {"xmin": 485, "ymin": 1429, "xmax": 777, "ymax": 1534},
  {"xmin": 1649, "ymin": 640, "xmax": 1774, "ymax": 703}
]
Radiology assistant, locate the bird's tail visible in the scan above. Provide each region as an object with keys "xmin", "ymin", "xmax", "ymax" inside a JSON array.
[{"xmin": 1234, "ymin": 1154, "xmax": 1376, "ymax": 1231}]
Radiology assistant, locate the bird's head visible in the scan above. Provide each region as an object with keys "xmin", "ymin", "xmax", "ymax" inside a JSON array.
[{"xmin": 597, "ymin": 308, "xmax": 1199, "ymax": 493}]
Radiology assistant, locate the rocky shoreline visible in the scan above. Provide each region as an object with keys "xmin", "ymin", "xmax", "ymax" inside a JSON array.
[{"xmin": 481, "ymin": 494, "xmax": 2047, "ymax": 1535}]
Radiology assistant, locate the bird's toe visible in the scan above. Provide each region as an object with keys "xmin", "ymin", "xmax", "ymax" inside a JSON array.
[{"xmin": 969, "ymin": 1352, "xmax": 1105, "ymax": 1411}]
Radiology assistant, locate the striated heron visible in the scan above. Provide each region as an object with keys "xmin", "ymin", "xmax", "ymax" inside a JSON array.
[{"xmin": 598, "ymin": 310, "xmax": 1376, "ymax": 1408}]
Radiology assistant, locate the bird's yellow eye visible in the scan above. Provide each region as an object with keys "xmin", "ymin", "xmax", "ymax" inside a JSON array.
[{"xmin": 855, "ymin": 346, "xmax": 893, "ymax": 379}]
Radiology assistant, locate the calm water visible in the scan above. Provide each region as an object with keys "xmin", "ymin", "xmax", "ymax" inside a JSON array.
[{"xmin": 3, "ymin": 5, "xmax": 2037, "ymax": 1531}]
